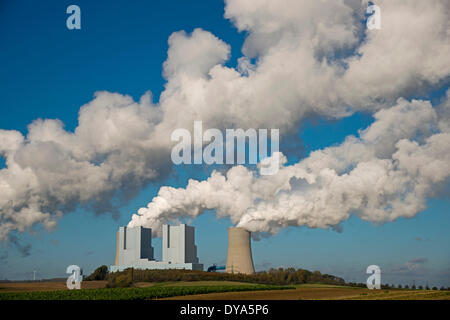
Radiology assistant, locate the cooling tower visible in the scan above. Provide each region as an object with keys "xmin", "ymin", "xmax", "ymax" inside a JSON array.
[{"xmin": 226, "ymin": 227, "xmax": 255, "ymax": 274}]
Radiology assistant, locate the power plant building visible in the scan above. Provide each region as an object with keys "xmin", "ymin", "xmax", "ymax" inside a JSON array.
[
  {"xmin": 110, "ymin": 224, "xmax": 203, "ymax": 272},
  {"xmin": 162, "ymin": 224, "xmax": 199, "ymax": 264}
]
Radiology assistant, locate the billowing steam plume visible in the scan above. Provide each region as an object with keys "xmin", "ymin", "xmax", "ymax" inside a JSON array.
[
  {"xmin": 129, "ymin": 97, "xmax": 450, "ymax": 236},
  {"xmin": 1, "ymin": 0, "xmax": 450, "ymax": 241}
]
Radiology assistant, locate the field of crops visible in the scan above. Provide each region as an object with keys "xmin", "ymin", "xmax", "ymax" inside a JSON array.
[
  {"xmin": 0, "ymin": 284, "xmax": 293, "ymax": 300},
  {"xmin": 164, "ymin": 285, "xmax": 450, "ymax": 300},
  {"xmin": 341, "ymin": 290, "xmax": 450, "ymax": 300}
]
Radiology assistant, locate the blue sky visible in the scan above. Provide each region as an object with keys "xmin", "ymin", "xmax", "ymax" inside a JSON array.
[{"xmin": 0, "ymin": 0, "xmax": 449, "ymax": 287}]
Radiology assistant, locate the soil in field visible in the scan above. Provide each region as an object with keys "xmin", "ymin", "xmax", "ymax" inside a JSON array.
[
  {"xmin": 164, "ymin": 286, "xmax": 450, "ymax": 300},
  {"xmin": 138, "ymin": 281, "xmax": 256, "ymax": 287},
  {"xmin": 163, "ymin": 286, "xmax": 366, "ymax": 300},
  {"xmin": 1, "ymin": 281, "xmax": 448, "ymax": 300},
  {"xmin": 0, "ymin": 281, "xmax": 107, "ymax": 293},
  {"xmin": 0, "ymin": 280, "xmax": 255, "ymax": 293}
]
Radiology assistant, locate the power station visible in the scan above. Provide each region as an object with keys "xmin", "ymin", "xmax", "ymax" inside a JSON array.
[
  {"xmin": 110, "ymin": 224, "xmax": 255, "ymax": 275},
  {"xmin": 110, "ymin": 224, "xmax": 203, "ymax": 272}
]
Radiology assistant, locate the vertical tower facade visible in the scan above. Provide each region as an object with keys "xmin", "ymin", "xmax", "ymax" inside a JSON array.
[
  {"xmin": 116, "ymin": 226, "xmax": 154, "ymax": 266},
  {"xmin": 226, "ymin": 227, "xmax": 255, "ymax": 274},
  {"xmin": 115, "ymin": 231, "xmax": 119, "ymax": 265},
  {"xmin": 162, "ymin": 224, "xmax": 199, "ymax": 264}
]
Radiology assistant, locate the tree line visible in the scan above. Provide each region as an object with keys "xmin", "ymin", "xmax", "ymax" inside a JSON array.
[
  {"xmin": 86, "ymin": 265, "xmax": 450, "ymax": 290},
  {"xmin": 86, "ymin": 266, "xmax": 346, "ymax": 288}
]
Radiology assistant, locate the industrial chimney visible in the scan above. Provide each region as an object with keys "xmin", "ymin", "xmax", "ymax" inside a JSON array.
[{"xmin": 226, "ymin": 227, "xmax": 255, "ymax": 274}]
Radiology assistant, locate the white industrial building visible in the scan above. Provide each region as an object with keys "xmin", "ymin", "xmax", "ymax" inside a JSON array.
[{"xmin": 110, "ymin": 224, "xmax": 203, "ymax": 272}]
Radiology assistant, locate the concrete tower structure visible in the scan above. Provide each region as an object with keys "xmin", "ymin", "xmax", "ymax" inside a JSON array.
[
  {"xmin": 226, "ymin": 227, "xmax": 255, "ymax": 274},
  {"xmin": 115, "ymin": 226, "xmax": 154, "ymax": 266},
  {"xmin": 110, "ymin": 224, "xmax": 203, "ymax": 272},
  {"xmin": 162, "ymin": 224, "xmax": 199, "ymax": 264}
]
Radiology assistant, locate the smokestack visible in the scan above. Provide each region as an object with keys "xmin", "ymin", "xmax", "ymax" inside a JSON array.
[{"xmin": 226, "ymin": 227, "xmax": 255, "ymax": 274}]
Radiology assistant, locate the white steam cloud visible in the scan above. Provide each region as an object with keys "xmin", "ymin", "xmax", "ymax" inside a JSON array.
[
  {"xmin": 1, "ymin": 0, "xmax": 450, "ymax": 240},
  {"xmin": 128, "ymin": 97, "xmax": 450, "ymax": 236}
]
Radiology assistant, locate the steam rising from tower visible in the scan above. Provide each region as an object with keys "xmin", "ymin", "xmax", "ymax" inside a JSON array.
[
  {"xmin": 1, "ymin": 0, "xmax": 450, "ymax": 245},
  {"xmin": 226, "ymin": 227, "xmax": 255, "ymax": 275}
]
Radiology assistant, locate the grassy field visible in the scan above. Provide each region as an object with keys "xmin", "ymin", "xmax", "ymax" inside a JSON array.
[
  {"xmin": 0, "ymin": 280, "xmax": 254, "ymax": 293},
  {"xmin": 134, "ymin": 280, "xmax": 256, "ymax": 288},
  {"xmin": 0, "ymin": 281, "xmax": 107, "ymax": 293},
  {"xmin": 0, "ymin": 282, "xmax": 292, "ymax": 300},
  {"xmin": 164, "ymin": 284, "xmax": 450, "ymax": 300},
  {"xmin": 340, "ymin": 289, "xmax": 450, "ymax": 300},
  {"xmin": 0, "ymin": 281, "xmax": 448, "ymax": 300}
]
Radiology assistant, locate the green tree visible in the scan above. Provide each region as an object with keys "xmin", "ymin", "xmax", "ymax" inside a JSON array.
[
  {"xmin": 312, "ymin": 270, "xmax": 322, "ymax": 282},
  {"xmin": 296, "ymin": 270, "xmax": 305, "ymax": 283},
  {"xmin": 86, "ymin": 265, "xmax": 108, "ymax": 281}
]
